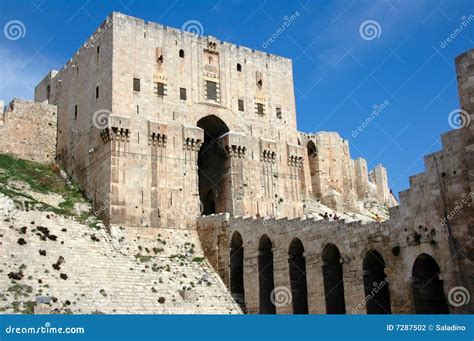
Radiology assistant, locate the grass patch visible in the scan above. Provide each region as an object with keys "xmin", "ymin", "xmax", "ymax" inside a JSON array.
[{"xmin": 0, "ymin": 153, "xmax": 102, "ymax": 224}]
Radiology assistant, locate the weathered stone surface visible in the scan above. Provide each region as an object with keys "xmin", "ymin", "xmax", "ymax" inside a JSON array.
[{"xmin": 0, "ymin": 99, "xmax": 57, "ymax": 164}]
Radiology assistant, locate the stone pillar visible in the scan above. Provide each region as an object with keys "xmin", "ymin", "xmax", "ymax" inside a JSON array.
[
  {"xmin": 354, "ymin": 157, "xmax": 369, "ymax": 200},
  {"xmin": 373, "ymin": 164, "xmax": 390, "ymax": 205},
  {"xmin": 305, "ymin": 253, "xmax": 326, "ymax": 314},
  {"xmin": 272, "ymin": 247, "xmax": 292, "ymax": 314},
  {"xmin": 243, "ymin": 250, "xmax": 260, "ymax": 314}
]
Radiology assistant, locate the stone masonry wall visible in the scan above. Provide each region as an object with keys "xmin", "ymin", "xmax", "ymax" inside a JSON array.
[
  {"xmin": 197, "ymin": 49, "xmax": 474, "ymax": 314},
  {"xmin": 0, "ymin": 99, "xmax": 57, "ymax": 164}
]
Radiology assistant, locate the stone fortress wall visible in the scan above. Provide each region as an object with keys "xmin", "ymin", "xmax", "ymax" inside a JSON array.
[
  {"xmin": 0, "ymin": 12, "xmax": 472, "ymax": 315},
  {"xmin": 30, "ymin": 12, "xmax": 394, "ymax": 230},
  {"xmin": 197, "ymin": 49, "xmax": 474, "ymax": 314}
]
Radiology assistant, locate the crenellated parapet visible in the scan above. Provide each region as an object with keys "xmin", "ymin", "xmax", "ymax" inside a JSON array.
[
  {"xmin": 182, "ymin": 125, "xmax": 204, "ymax": 151},
  {"xmin": 147, "ymin": 120, "xmax": 167, "ymax": 147},
  {"xmin": 260, "ymin": 138, "xmax": 277, "ymax": 163},
  {"xmin": 100, "ymin": 115, "xmax": 131, "ymax": 143},
  {"xmin": 287, "ymin": 143, "xmax": 304, "ymax": 167},
  {"xmin": 220, "ymin": 131, "xmax": 246, "ymax": 158}
]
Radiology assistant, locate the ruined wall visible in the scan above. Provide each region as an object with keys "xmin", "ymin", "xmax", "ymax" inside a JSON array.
[
  {"xmin": 0, "ymin": 99, "xmax": 57, "ymax": 164},
  {"xmin": 299, "ymin": 131, "xmax": 393, "ymax": 212}
]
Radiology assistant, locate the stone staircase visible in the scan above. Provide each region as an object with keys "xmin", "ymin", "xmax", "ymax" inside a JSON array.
[{"xmin": 0, "ymin": 203, "xmax": 241, "ymax": 314}]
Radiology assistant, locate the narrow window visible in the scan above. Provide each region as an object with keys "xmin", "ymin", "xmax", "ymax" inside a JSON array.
[
  {"xmin": 257, "ymin": 103, "xmax": 264, "ymax": 116},
  {"xmin": 237, "ymin": 63, "xmax": 242, "ymax": 72},
  {"xmin": 46, "ymin": 85, "xmax": 51, "ymax": 101},
  {"xmin": 76, "ymin": 66, "xmax": 79, "ymax": 77},
  {"xmin": 238, "ymin": 99, "xmax": 244, "ymax": 112},
  {"xmin": 156, "ymin": 82, "xmax": 165, "ymax": 96},
  {"xmin": 180, "ymin": 87, "xmax": 187, "ymax": 100},
  {"xmin": 133, "ymin": 78, "xmax": 140, "ymax": 92},
  {"xmin": 95, "ymin": 86, "xmax": 99, "ymax": 99},
  {"xmin": 179, "ymin": 49, "xmax": 184, "ymax": 58},
  {"xmin": 97, "ymin": 45, "xmax": 100, "ymax": 54},
  {"xmin": 276, "ymin": 107, "xmax": 282, "ymax": 119},
  {"xmin": 206, "ymin": 81, "xmax": 217, "ymax": 101},
  {"xmin": 208, "ymin": 56, "xmax": 213, "ymax": 64},
  {"xmin": 74, "ymin": 105, "xmax": 78, "ymax": 121}
]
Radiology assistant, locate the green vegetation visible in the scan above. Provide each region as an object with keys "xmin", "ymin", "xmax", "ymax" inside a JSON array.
[{"xmin": 0, "ymin": 153, "xmax": 99, "ymax": 225}]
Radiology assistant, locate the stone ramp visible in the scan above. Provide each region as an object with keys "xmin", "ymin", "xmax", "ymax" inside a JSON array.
[{"xmin": 0, "ymin": 207, "xmax": 241, "ymax": 314}]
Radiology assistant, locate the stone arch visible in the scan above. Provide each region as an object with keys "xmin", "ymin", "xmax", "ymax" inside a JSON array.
[
  {"xmin": 258, "ymin": 234, "xmax": 276, "ymax": 314},
  {"xmin": 307, "ymin": 140, "xmax": 321, "ymax": 197},
  {"xmin": 412, "ymin": 253, "xmax": 449, "ymax": 314},
  {"xmin": 322, "ymin": 243, "xmax": 346, "ymax": 314},
  {"xmin": 197, "ymin": 115, "xmax": 230, "ymax": 215},
  {"xmin": 363, "ymin": 250, "xmax": 391, "ymax": 314},
  {"xmin": 288, "ymin": 238, "xmax": 308, "ymax": 314},
  {"xmin": 230, "ymin": 231, "xmax": 245, "ymax": 310}
]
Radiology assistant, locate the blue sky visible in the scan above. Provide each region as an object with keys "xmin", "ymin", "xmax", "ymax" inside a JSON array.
[{"xmin": 0, "ymin": 0, "xmax": 473, "ymax": 198}]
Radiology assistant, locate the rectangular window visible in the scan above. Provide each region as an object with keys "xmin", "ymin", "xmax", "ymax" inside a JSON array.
[
  {"xmin": 74, "ymin": 105, "xmax": 78, "ymax": 120},
  {"xmin": 133, "ymin": 78, "xmax": 140, "ymax": 92},
  {"xmin": 257, "ymin": 103, "xmax": 264, "ymax": 116},
  {"xmin": 238, "ymin": 99, "xmax": 244, "ymax": 112},
  {"xmin": 206, "ymin": 81, "xmax": 217, "ymax": 101},
  {"xmin": 180, "ymin": 87, "xmax": 187, "ymax": 100},
  {"xmin": 157, "ymin": 82, "xmax": 165, "ymax": 96},
  {"xmin": 276, "ymin": 107, "xmax": 282, "ymax": 119},
  {"xmin": 95, "ymin": 86, "xmax": 99, "ymax": 99}
]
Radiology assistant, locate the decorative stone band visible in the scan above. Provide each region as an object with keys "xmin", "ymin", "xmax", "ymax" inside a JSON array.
[
  {"xmin": 260, "ymin": 138, "xmax": 277, "ymax": 163},
  {"xmin": 287, "ymin": 143, "xmax": 304, "ymax": 167},
  {"xmin": 147, "ymin": 120, "xmax": 167, "ymax": 147},
  {"xmin": 219, "ymin": 131, "xmax": 247, "ymax": 158},
  {"xmin": 182, "ymin": 125, "xmax": 204, "ymax": 151},
  {"xmin": 100, "ymin": 115, "xmax": 131, "ymax": 143}
]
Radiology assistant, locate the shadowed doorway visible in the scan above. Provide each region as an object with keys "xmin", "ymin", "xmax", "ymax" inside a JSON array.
[
  {"xmin": 363, "ymin": 250, "xmax": 391, "ymax": 314},
  {"xmin": 288, "ymin": 238, "xmax": 309, "ymax": 314},
  {"xmin": 322, "ymin": 243, "xmax": 346, "ymax": 314},
  {"xmin": 197, "ymin": 115, "xmax": 230, "ymax": 215},
  {"xmin": 230, "ymin": 231, "xmax": 245, "ymax": 311},
  {"xmin": 412, "ymin": 254, "xmax": 449, "ymax": 314}
]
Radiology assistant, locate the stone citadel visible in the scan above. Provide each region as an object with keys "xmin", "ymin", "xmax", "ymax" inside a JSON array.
[{"xmin": 0, "ymin": 13, "xmax": 472, "ymax": 314}]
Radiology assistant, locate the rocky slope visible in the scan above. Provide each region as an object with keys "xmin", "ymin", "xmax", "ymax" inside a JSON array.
[{"xmin": 0, "ymin": 154, "xmax": 240, "ymax": 314}]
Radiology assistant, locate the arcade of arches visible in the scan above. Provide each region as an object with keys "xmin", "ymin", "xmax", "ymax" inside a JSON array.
[{"xmin": 227, "ymin": 231, "xmax": 452, "ymax": 314}]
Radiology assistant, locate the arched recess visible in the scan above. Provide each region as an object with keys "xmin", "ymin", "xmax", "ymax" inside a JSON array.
[
  {"xmin": 363, "ymin": 250, "xmax": 391, "ymax": 314},
  {"xmin": 197, "ymin": 115, "xmax": 230, "ymax": 215},
  {"xmin": 258, "ymin": 235, "xmax": 276, "ymax": 314},
  {"xmin": 288, "ymin": 238, "xmax": 309, "ymax": 314},
  {"xmin": 322, "ymin": 243, "xmax": 346, "ymax": 314},
  {"xmin": 230, "ymin": 231, "xmax": 245, "ymax": 310},
  {"xmin": 307, "ymin": 140, "xmax": 321, "ymax": 197},
  {"xmin": 412, "ymin": 254, "xmax": 449, "ymax": 314}
]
